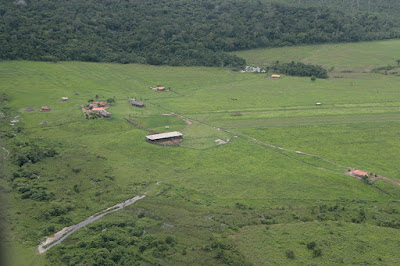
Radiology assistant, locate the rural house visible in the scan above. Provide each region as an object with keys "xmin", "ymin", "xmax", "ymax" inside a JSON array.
[
  {"xmin": 146, "ymin": 131, "xmax": 183, "ymax": 143},
  {"xmin": 62, "ymin": 97, "xmax": 68, "ymax": 101},
  {"xmin": 40, "ymin": 106, "xmax": 51, "ymax": 111},
  {"xmin": 89, "ymin": 102, "xmax": 107, "ymax": 108},
  {"xmin": 352, "ymin": 170, "xmax": 369, "ymax": 177},
  {"xmin": 91, "ymin": 107, "xmax": 105, "ymax": 113},
  {"xmin": 153, "ymin": 86, "xmax": 167, "ymax": 91},
  {"xmin": 271, "ymin": 74, "xmax": 281, "ymax": 78}
]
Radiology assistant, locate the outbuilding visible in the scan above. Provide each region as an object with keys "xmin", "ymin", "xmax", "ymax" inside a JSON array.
[
  {"xmin": 146, "ymin": 131, "xmax": 183, "ymax": 143},
  {"xmin": 132, "ymin": 100, "xmax": 145, "ymax": 108},
  {"xmin": 40, "ymin": 106, "xmax": 51, "ymax": 111},
  {"xmin": 91, "ymin": 107, "xmax": 105, "ymax": 113},
  {"xmin": 153, "ymin": 86, "xmax": 167, "ymax": 91},
  {"xmin": 271, "ymin": 74, "xmax": 281, "ymax": 78},
  {"xmin": 100, "ymin": 110, "xmax": 111, "ymax": 117},
  {"xmin": 62, "ymin": 97, "xmax": 68, "ymax": 101},
  {"xmin": 352, "ymin": 170, "xmax": 369, "ymax": 177}
]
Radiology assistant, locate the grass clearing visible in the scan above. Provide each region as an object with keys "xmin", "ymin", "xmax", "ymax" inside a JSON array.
[{"xmin": 1, "ymin": 39, "xmax": 400, "ymax": 265}]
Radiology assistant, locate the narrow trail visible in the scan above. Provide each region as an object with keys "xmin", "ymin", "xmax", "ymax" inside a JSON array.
[
  {"xmin": 38, "ymin": 182, "xmax": 159, "ymax": 254},
  {"xmin": 1, "ymin": 145, "xmax": 10, "ymax": 160}
]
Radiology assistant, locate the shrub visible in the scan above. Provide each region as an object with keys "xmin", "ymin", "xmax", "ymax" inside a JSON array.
[
  {"xmin": 307, "ymin": 241, "xmax": 316, "ymax": 250},
  {"xmin": 313, "ymin": 248, "xmax": 322, "ymax": 258},
  {"xmin": 72, "ymin": 168, "xmax": 81, "ymax": 173},
  {"xmin": 286, "ymin": 250, "xmax": 295, "ymax": 259}
]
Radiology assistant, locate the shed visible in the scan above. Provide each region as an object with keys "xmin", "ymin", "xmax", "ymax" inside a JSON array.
[
  {"xmin": 271, "ymin": 75, "xmax": 281, "ymax": 78},
  {"xmin": 353, "ymin": 170, "xmax": 369, "ymax": 177},
  {"xmin": 154, "ymin": 86, "xmax": 167, "ymax": 91},
  {"xmin": 146, "ymin": 131, "xmax": 183, "ymax": 142},
  {"xmin": 100, "ymin": 110, "xmax": 111, "ymax": 117},
  {"xmin": 132, "ymin": 100, "xmax": 145, "ymax": 108},
  {"xmin": 62, "ymin": 97, "xmax": 68, "ymax": 101},
  {"xmin": 90, "ymin": 102, "xmax": 107, "ymax": 107},
  {"xmin": 316, "ymin": 102, "xmax": 321, "ymax": 106},
  {"xmin": 92, "ymin": 107, "xmax": 105, "ymax": 113},
  {"xmin": 40, "ymin": 106, "xmax": 51, "ymax": 111}
]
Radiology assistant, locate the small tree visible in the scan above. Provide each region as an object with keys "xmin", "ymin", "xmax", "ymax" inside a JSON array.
[
  {"xmin": 286, "ymin": 250, "xmax": 295, "ymax": 259},
  {"xmin": 307, "ymin": 241, "xmax": 316, "ymax": 250},
  {"xmin": 311, "ymin": 75, "xmax": 316, "ymax": 81},
  {"xmin": 313, "ymin": 248, "xmax": 322, "ymax": 258},
  {"xmin": 106, "ymin": 98, "xmax": 115, "ymax": 104}
]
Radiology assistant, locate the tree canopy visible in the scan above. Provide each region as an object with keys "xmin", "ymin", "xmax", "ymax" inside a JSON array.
[{"xmin": 1, "ymin": 0, "xmax": 399, "ymax": 67}]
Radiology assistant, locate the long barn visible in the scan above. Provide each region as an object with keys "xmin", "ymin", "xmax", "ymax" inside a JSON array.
[{"xmin": 146, "ymin": 131, "xmax": 183, "ymax": 143}]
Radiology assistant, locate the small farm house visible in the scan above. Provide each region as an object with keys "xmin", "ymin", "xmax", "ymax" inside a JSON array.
[
  {"xmin": 352, "ymin": 170, "xmax": 369, "ymax": 177},
  {"xmin": 40, "ymin": 106, "xmax": 51, "ymax": 111},
  {"xmin": 62, "ymin": 97, "xmax": 68, "ymax": 101},
  {"xmin": 152, "ymin": 86, "xmax": 167, "ymax": 91}
]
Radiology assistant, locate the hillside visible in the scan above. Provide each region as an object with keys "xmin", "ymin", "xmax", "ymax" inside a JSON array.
[
  {"xmin": 1, "ymin": 0, "xmax": 400, "ymax": 66},
  {"xmin": 1, "ymin": 39, "xmax": 400, "ymax": 264}
]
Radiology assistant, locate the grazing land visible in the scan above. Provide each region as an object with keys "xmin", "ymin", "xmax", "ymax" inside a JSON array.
[{"xmin": 1, "ymin": 39, "xmax": 400, "ymax": 265}]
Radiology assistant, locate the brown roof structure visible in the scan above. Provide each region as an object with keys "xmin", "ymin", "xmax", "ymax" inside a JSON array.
[
  {"xmin": 40, "ymin": 106, "xmax": 51, "ymax": 111},
  {"xmin": 92, "ymin": 107, "xmax": 105, "ymax": 112},
  {"xmin": 271, "ymin": 74, "xmax": 281, "ymax": 78},
  {"xmin": 353, "ymin": 170, "xmax": 369, "ymax": 177}
]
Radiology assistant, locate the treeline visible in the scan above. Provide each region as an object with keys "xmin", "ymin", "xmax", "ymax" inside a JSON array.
[
  {"xmin": 1, "ymin": 0, "xmax": 400, "ymax": 67},
  {"xmin": 266, "ymin": 61, "xmax": 328, "ymax": 78}
]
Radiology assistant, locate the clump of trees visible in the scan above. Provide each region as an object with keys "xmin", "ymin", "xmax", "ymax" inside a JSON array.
[{"xmin": 266, "ymin": 61, "xmax": 328, "ymax": 78}]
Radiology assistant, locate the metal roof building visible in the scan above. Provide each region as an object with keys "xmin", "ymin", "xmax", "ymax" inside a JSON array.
[{"xmin": 146, "ymin": 131, "xmax": 183, "ymax": 141}]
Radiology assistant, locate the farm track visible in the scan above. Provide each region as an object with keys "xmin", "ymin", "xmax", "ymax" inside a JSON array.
[
  {"xmin": 38, "ymin": 182, "xmax": 159, "ymax": 254},
  {"xmin": 1, "ymin": 145, "xmax": 10, "ymax": 160}
]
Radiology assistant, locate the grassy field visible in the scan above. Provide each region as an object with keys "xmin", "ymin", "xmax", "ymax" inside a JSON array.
[
  {"xmin": 232, "ymin": 39, "xmax": 400, "ymax": 72},
  {"xmin": 1, "ymin": 39, "xmax": 400, "ymax": 265}
]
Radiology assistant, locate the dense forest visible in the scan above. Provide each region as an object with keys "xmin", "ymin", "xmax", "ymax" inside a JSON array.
[{"xmin": 1, "ymin": 0, "xmax": 400, "ymax": 67}]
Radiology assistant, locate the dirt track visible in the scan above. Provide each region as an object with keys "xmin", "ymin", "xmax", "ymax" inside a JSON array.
[{"xmin": 38, "ymin": 182, "xmax": 160, "ymax": 254}]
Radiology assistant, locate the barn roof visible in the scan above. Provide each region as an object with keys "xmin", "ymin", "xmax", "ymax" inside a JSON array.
[
  {"xmin": 146, "ymin": 131, "xmax": 183, "ymax": 141},
  {"xmin": 353, "ymin": 170, "xmax": 368, "ymax": 176}
]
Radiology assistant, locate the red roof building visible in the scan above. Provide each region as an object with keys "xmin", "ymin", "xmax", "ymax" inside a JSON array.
[{"xmin": 40, "ymin": 106, "xmax": 51, "ymax": 111}]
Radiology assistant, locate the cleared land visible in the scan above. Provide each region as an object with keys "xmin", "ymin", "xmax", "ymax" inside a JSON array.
[{"xmin": 1, "ymin": 39, "xmax": 400, "ymax": 265}]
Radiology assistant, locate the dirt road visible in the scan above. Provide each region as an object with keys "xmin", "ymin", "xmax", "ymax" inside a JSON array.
[
  {"xmin": 38, "ymin": 194, "xmax": 147, "ymax": 254},
  {"xmin": 1, "ymin": 145, "xmax": 10, "ymax": 160}
]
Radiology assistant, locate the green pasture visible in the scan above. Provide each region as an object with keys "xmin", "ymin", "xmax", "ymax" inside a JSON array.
[
  {"xmin": 232, "ymin": 39, "xmax": 400, "ymax": 72},
  {"xmin": 1, "ymin": 39, "xmax": 400, "ymax": 265},
  {"xmin": 237, "ymin": 221, "xmax": 400, "ymax": 265}
]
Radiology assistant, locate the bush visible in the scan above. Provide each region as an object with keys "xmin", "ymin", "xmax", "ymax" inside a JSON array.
[
  {"xmin": 72, "ymin": 168, "xmax": 81, "ymax": 173},
  {"xmin": 286, "ymin": 250, "xmax": 295, "ymax": 259},
  {"xmin": 307, "ymin": 241, "xmax": 316, "ymax": 250},
  {"xmin": 313, "ymin": 248, "xmax": 322, "ymax": 258}
]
